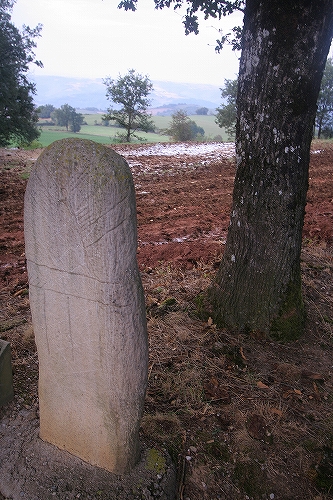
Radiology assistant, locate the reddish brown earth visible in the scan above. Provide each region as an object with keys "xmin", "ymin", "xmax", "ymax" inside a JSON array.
[
  {"xmin": 0, "ymin": 141, "xmax": 332, "ymax": 293},
  {"xmin": 0, "ymin": 141, "xmax": 332, "ymax": 500}
]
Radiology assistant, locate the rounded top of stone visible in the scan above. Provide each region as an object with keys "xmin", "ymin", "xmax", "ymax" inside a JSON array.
[
  {"xmin": 42, "ymin": 137, "xmax": 125, "ymax": 163},
  {"xmin": 32, "ymin": 138, "xmax": 131, "ymax": 185}
]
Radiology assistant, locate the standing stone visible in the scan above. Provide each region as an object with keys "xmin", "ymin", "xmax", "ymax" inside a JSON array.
[{"xmin": 24, "ymin": 138, "xmax": 148, "ymax": 474}]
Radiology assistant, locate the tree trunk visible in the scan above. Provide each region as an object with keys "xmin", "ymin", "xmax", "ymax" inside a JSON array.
[
  {"xmin": 318, "ymin": 115, "xmax": 323, "ymax": 139},
  {"xmin": 209, "ymin": 0, "xmax": 333, "ymax": 338},
  {"xmin": 126, "ymin": 125, "xmax": 131, "ymax": 142},
  {"xmin": 127, "ymin": 111, "xmax": 132, "ymax": 142}
]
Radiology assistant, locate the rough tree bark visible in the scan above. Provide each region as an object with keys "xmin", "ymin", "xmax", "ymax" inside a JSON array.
[{"xmin": 209, "ymin": 0, "xmax": 333, "ymax": 338}]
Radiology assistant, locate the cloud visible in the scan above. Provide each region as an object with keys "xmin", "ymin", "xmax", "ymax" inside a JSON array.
[{"xmin": 12, "ymin": 0, "xmax": 241, "ymax": 85}]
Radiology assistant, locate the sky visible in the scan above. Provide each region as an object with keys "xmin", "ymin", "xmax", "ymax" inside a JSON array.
[{"xmin": 11, "ymin": 0, "xmax": 242, "ymax": 86}]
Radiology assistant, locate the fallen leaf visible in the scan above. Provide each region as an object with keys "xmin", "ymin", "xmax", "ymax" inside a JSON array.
[
  {"xmin": 13, "ymin": 288, "xmax": 28, "ymax": 297},
  {"xmin": 282, "ymin": 388, "xmax": 302, "ymax": 399},
  {"xmin": 240, "ymin": 346, "xmax": 247, "ymax": 360},
  {"xmin": 301, "ymin": 371, "xmax": 325, "ymax": 382},
  {"xmin": 312, "ymin": 382, "xmax": 321, "ymax": 401},
  {"xmin": 257, "ymin": 381, "xmax": 270, "ymax": 389},
  {"xmin": 282, "ymin": 389, "xmax": 296, "ymax": 399},
  {"xmin": 203, "ymin": 377, "xmax": 231, "ymax": 403},
  {"xmin": 246, "ymin": 413, "xmax": 272, "ymax": 443}
]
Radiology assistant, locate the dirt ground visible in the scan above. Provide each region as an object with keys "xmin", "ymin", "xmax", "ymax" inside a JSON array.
[
  {"xmin": 0, "ymin": 141, "xmax": 332, "ymax": 499},
  {"xmin": 0, "ymin": 141, "xmax": 332, "ymax": 277}
]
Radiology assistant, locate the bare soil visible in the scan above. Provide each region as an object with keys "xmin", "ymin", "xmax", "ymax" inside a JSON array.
[{"xmin": 0, "ymin": 141, "xmax": 332, "ymax": 499}]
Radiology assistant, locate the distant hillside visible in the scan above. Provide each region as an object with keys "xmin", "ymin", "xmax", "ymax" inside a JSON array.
[
  {"xmin": 151, "ymin": 80, "xmax": 221, "ymax": 112},
  {"xmin": 31, "ymin": 76, "xmax": 107, "ymax": 110},
  {"xmin": 31, "ymin": 75, "xmax": 222, "ymax": 113}
]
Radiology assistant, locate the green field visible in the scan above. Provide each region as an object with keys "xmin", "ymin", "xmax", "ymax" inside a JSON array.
[
  {"xmin": 152, "ymin": 114, "xmax": 224, "ymax": 138},
  {"xmin": 37, "ymin": 113, "xmax": 226, "ymax": 148},
  {"xmin": 37, "ymin": 125, "xmax": 170, "ymax": 148}
]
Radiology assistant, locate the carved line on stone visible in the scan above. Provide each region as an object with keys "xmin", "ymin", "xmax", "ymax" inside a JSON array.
[
  {"xmin": 29, "ymin": 280, "xmax": 137, "ymax": 310},
  {"xmin": 27, "ymin": 261, "xmax": 135, "ymax": 289},
  {"xmin": 60, "ymin": 193, "xmax": 130, "ymax": 229},
  {"xmin": 84, "ymin": 218, "xmax": 129, "ymax": 248},
  {"xmin": 28, "ymin": 192, "xmax": 133, "ymax": 269},
  {"xmin": 29, "ymin": 284, "xmax": 120, "ymax": 307}
]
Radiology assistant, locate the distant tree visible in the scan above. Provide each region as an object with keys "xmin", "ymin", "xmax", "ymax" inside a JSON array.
[
  {"xmin": 37, "ymin": 104, "xmax": 55, "ymax": 119},
  {"xmin": 51, "ymin": 104, "xmax": 73, "ymax": 130},
  {"xmin": 213, "ymin": 134, "xmax": 223, "ymax": 142},
  {"xmin": 215, "ymin": 77, "xmax": 238, "ymax": 139},
  {"xmin": 189, "ymin": 120, "xmax": 205, "ymax": 137},
  {"xmin": 52, "ymin": 104, "xmax": 84, "ymax": 132},
  {"xmin": 0, "ymin": 0, "xmax": 42, "ymax": 146},
  {"xmin": 103, "ymin": 69, "xmax": 154, "ymax": 142},
  {"xmin": 320, "ymin": 123, "xmax": 333, "ymax": 138},
  {"xmin": 196, "ymin": 107, "xmax": 209, "ymax": 115},
  {"xmin": 70, "ymin": 111, "xmax": 84, "ymax": 132},
  {"xmin": 316, "ymin": 57, "xmax": 333, "ymax": 138},
  {"xmin": 166, "ymin": 110, "xmax": 204, "ymax": 141}
]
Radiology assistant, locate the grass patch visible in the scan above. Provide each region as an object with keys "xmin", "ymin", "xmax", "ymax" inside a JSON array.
[
  {"xmin": 36, "ymin": 113, "xmax": 226, "ymax": 147},
  {"xmin": 38, "ymin": 120, "xmax": 171, "ymax": 147},
  {"xmin": 138, "ymin": 249, "xmax": 333, "ymax": 498},
  {"xmin": 38, "ymin": 128, "xmax": 115, "ymax": 147},
  {"xmin": 232, "ymin": 460, "xmax": 268, "ymax": 497},
  {"xmin": 37, "ymin": 127, "xmax": 171, "ymax": 147}
]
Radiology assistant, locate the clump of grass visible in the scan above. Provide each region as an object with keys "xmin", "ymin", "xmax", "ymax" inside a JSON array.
[
  {"xmin": 232, "ymin": 460, "xmax": 268, "ymax": 497},
  {"xmin": 138, "ymin": 247, "xmax": 333, "ymax": 498},
  {"xmin": 141, "ymin": 413, "xmax": 184, "ymax": 464}
]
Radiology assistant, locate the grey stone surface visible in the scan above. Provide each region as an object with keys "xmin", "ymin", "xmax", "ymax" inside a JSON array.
[
  {"xmin": 0, "ymin": 408, "xmax": 176, "ymax": 500},
  {"xmin": 24, "ymin": 138, "xmax": 148, "ymax": 474},
  {"xmin": 0, "ymin": 340, "xmax": 14, "ymax": 407}
]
